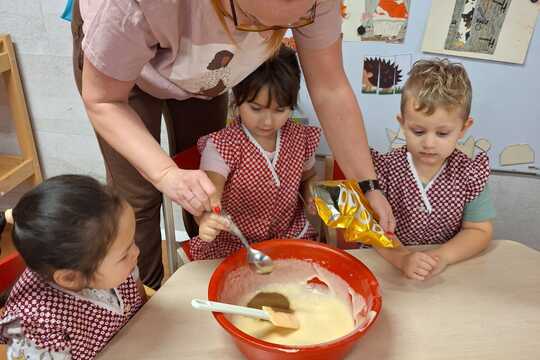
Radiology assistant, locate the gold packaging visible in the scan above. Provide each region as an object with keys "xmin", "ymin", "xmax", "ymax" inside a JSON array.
[{"xmin": 311, "ymin": 180, "xmax": 396, "ymax": 248}]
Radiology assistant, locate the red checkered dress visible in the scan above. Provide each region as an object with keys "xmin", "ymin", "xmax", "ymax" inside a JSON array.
[
  {"xmin": 372, "ymin": 147, "xmax": 490, "ymax": 245},
  {"xmin": 0, "ymin": 269, "xmax": 143, "ymax": 359},
  {"xmin": 190, "ymin": 120, "xmax": 321, "ymax": 260}
]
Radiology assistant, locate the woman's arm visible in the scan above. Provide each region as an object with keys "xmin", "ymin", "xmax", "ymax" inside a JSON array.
[
  {"xmin": 296, "ymin": 39, "xmax": 395, "ymax": 232},
  {"xmin": 81, "ymin": 57, "xmax": 214, "ymax": 215}
]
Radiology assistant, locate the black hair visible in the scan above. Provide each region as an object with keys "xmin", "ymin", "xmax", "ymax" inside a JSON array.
[
  {"xmin": 232, "ymin": 45, "xmax": 301, "ymax": 109},
  {"xmin": 8, "ymin": 175, "xmax": 124, "ymax": 281}
]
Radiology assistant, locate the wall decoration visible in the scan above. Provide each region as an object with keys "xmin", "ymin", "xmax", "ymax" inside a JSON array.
[
  {"xmin": 362, "ymin": 56, "xmax": 410, "ymax": 94},
  {"xmin": 422, "ymin": 0, "xmax": 540, "ymax": 64},
  {"xmin": 385, "ymin": 127, "xmax": 493, "ymax": 157},
  {"xmin": 342, "ymin": 0, "xmax": 410, "ymax": 43},
  {"xmin": 500, "ymin": 144, "xmax": 535, "ymax": 166},
  {"xmin": 362, "ymin": 56, "xmax": 381, "ymax": 93}
]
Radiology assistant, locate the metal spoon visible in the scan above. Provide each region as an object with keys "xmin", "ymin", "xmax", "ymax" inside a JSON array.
[{"xmin": 213, "ymin": 207, "xmax": 274, "ymax": 275}]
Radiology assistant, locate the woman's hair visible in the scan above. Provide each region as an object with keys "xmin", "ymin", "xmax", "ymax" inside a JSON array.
[
  {"xmin": 401, "ymin": 58, "xmax": 472, "ymax": 120},
  {"xmin": 211, "ymin": 0, "xmax": 287, "ymax": 54},
  {"xmin": 232, "ymin": 45, "xmax": 301, "ymax": 109},
  {"xmin": 8, "ymin": 175, "xmax": 124, "ymax": 281}
]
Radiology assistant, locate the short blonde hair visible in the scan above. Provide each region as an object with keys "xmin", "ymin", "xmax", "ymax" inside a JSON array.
[{"xmin": 401, "ymin": 58, "xmax": 472, "ymax": 120}]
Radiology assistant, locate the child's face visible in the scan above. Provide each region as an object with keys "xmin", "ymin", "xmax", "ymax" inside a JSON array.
[
  {"xmin": 89, "ymin": 202, "xmax": 139, "ymax": 289},
  {"xmin": 399, "ymin": 99, "xmax": 472, "ymax": 170},
  {"xmin": 238, "ymin": 86, "xmax": 292, "ymax": 145}
]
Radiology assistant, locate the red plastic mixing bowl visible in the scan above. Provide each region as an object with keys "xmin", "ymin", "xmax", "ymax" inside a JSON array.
[{"xmin": 208, "ymin": 239, "xmax": 382, "ymax": 360}]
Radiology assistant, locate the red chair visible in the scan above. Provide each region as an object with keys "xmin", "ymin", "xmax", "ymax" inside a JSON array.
[
  {"xmin": 0, "ymin": 252, "xmax": 25, "ymax": 297},
  {"xmin": 162, "ymin": 145, "xmax": 201, "ymax": 273}
]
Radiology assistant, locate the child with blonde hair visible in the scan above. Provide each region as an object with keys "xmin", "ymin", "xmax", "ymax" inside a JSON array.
[
  {"xmin": 0, "ymin": 175, "xmax": 145, "ymax": 359},
  {"xmin": 372, "ymin": 59, "xmax": 495, "ymax": 280}
]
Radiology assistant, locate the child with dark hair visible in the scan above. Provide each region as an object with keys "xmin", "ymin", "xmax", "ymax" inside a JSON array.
[
  {"xmin": 0, "ymin": 175, "xmax": 145, "ymax": 359},
  {"xmin": 190, "ymin": 46, "xmax": 321, "ymax": 260}
]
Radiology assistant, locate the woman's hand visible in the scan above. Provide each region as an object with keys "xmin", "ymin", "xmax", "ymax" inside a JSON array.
[
  {"xmin": 365, "ymin": 190, "xmax": 396, "ymax": 233},
  {"xmin": 198, "ymin": 212, "xmax": 230, "ymax": 242},
  {"xmin": 155, "ymin": 167, "xmax": 216, "ymax": 216}
]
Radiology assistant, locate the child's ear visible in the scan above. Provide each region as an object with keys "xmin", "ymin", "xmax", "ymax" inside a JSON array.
[
  {"xmin": 396, "ymin": 113, "xmax": 404, "ymax": 125},
  {"xmin": 460, "ymin": 117, "xmax": 474, "ymax": 137},
  {"xmin": 53, "ymin": 269, "xmax": 87, "ymax": 291}
]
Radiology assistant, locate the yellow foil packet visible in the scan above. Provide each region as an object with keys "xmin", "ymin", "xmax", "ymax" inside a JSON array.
[{"xmin": 311, "ymin": 180, "xmax": 396, "ymax": 248}]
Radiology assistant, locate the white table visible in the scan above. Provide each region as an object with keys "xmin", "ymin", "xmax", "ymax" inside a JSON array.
[{"xmin": 98, "ymin": 240, "xmax": 540, "ymax": 359}]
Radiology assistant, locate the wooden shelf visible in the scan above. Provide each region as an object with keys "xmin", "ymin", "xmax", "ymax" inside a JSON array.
[
  {"xmin": 0, "ymin": 155, "xmax": 33, "ymax": 196},
  {"xmin": 0, "ymin": 52, "xmax": 9, "ymax": 73},
  {"xmin": 0, "ymin": 34, "xmax": 42, "ymax": 196}
]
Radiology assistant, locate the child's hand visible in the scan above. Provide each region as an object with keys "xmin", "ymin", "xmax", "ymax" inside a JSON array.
[
  {"xmin": 423, "ymin": 250, "xmax": 449, "ymax": 279},
  {"xmin": 198, "ymin": 212, "xmax": 230, "ymax": 242},
  {"xmin": 400, "ymin": 251, "xmax": 438, "ymax": 281},
  {"xmin": 304, "ymin": 191, "xmax": 317, "ymax": 216}
]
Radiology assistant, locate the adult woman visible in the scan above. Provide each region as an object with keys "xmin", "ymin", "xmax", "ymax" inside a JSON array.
[{"xmin": 72, "ymin": 0, "xmax": 395, "ymax": 289}]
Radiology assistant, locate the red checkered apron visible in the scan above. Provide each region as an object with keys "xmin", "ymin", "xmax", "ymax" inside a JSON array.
[
  {"xmin": 190, "ymin": 120, "xmax": 321, "ymax": 260},
  {"xmin": 372, "ymin": 147, "xmax": 490, "ymax": 245},
  {"xmin": 0, "ymin": 269, "xmax": 143, "ymax": 359}
]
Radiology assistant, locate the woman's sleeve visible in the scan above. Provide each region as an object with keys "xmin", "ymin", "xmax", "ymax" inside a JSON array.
[
  {"xmin": 293, "ymin": 0, "xmax": 341, "ymax": 50},
  {"xmin": 81, "ymin": 0, "xmax": 157, "ymax": 81}
]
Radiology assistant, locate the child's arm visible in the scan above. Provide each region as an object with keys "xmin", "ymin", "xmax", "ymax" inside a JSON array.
[
  {"xmin": 195, "ymin": 171, "xmax": 229, "ymax": 242},
  {"xmin": 375, "ymin": 237, "xmax": 438, "ymax": 281},
  {"xmin": 425, "ymin": 220, "xmax": 493, "ymax": 277},
  {"xmin": 300, "ymin": 167, "xmax": 317, "ymax": 215}
]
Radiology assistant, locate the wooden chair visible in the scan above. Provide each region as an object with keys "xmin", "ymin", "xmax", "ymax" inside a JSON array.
[{"xmin": 0, "ymin": 34, "xmax": 42, "ymax": 196}]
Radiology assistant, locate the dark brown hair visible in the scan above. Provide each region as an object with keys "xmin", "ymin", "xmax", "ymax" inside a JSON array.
[
  {"xmin": 9, "ymin": 175, "xmax": 124, "ymax": 281},
  {"xmin": 232, "ymin": 45, "xmax": 301, "ymax": 109}
]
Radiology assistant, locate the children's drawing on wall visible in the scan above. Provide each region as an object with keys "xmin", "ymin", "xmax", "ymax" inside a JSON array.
[
  {"xmin": 393, "ymin": 54, "xmax": 412, "ymax": 93},
  {"xmin": 422, "ymin": 0, "xmax": 540, "ymax": 64},
  {"xmin": 499, "ymin": 144, "xmax": 535, "ymax": 166},
  {"xmin": 362, "ymin": 57, "xmax": 380, "ymax": 93},
  {"xmin": 456, "ymin": 136, "xmax": 491, "ymax": 158},
  {"xmin": 342, "ymin": 0, "xmax": 410, "ymax": 43},
  {"xmin": 362, "ymin": 56, "xmax": 410, "ymax": 95},
  {"xmin": 386, "ymin": 127, "xmax": 406, "ymax": 150},
  {"xmin": 444, "ymin": 0, "xmax": 509, "ymax": 55}
]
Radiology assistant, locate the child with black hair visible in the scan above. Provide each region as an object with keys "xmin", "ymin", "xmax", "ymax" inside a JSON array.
[
  {"xmin": 0, "ymin": 175, "xmax": 145, "ymax": 359},
  {"xmin": 190, "ymin": 46, "xmax": 321, "ymax": 260}
]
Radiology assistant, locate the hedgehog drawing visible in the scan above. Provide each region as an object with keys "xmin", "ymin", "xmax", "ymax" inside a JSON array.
[{"xmin": 362, "ymin": 57, "xmax": 403, "ymax": 94}]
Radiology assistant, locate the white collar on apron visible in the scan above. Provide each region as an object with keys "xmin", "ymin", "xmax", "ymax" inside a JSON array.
[
  {"xmin": 241, "ymin": 124, "xmax": 282, "ymax": 187},
  {"xmin": 49, "ymin": 282, "xmax": 126, "ymax": 315},
  {"xmin": 406, "ymin": 152, "xmax": 446, "ymax": 214}
]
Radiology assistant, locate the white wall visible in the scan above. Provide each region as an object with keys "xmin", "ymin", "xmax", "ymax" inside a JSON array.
[{"xmin": 1, "ymin": 1, "xmax": 539, "ymax": 249}]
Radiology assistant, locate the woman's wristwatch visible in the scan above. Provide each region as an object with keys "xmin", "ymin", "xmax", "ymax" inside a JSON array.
[{"xmin": 358, "ymin": 179, "xmax": 381, "ymax": 194}]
